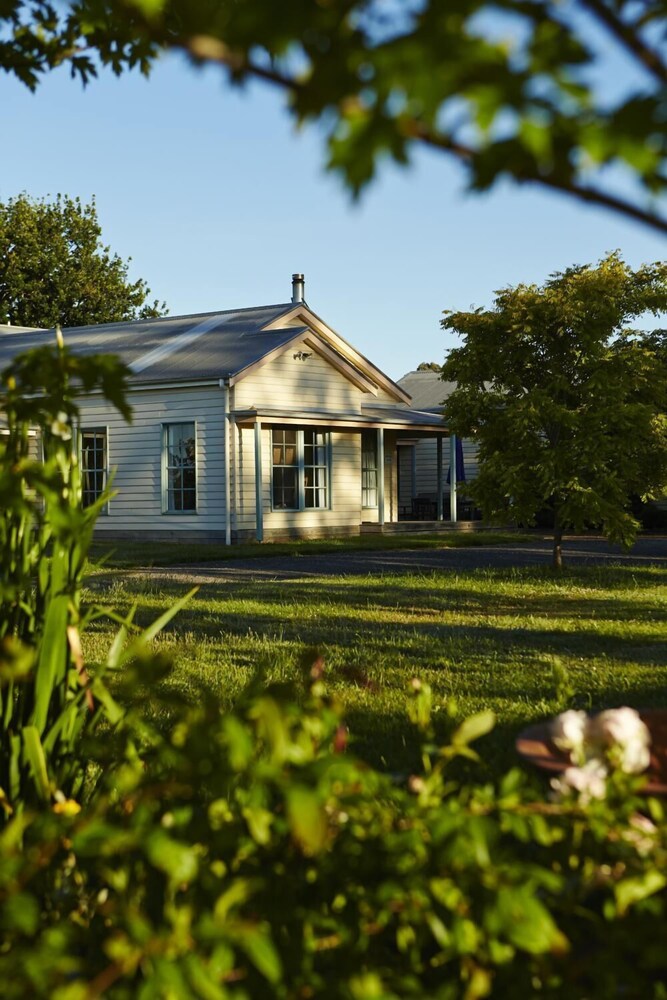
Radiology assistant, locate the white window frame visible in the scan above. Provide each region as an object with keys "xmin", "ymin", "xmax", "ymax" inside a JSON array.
[
  {"xmin": 270, "ymin": 428, "xmax": 331, "ymax": 512},
  {"xmin": 361, "ymin": 429, "xmax": 379, "ymax": 509},
  {"xmin": 162, "ymin": 421, "xmax": 198, "ymax": 514},
  {"xmin": 80, "ymin": 426, "xmax": 109, "ymax": 513}
]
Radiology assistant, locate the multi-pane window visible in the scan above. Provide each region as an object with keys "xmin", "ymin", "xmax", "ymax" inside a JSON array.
[
  {"xmin": 272, "ymin": 429, "xmax": 298, "ymax": 509},
  {"xmin": 271, "ymin": 428, "xmax": 330, "ymax": 511},
  {"xmin": 361, "ymin": 430, "xmax": 378, "ymax": 508},
  {"xmin": 164, "ymin": 422, "xmax": 196, "ymax": 512},
  {"xmin": 304, "ymin": 431, "xmax": 328, "ymax": 509},
  {"xmin": 81, "ymin": 429, "xmax": 107, "ymax": 508}
]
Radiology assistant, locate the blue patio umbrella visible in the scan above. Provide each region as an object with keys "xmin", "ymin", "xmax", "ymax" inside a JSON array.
[{"xmin": 446, "ymin": 436, "xmax": 466, "ymax": 485}]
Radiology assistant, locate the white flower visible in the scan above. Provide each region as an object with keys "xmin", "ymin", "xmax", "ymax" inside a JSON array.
[
  {"xmin": 50, "ymin": 411, "xmax": 72, "ymax": 441},
  {"xmin": 551, "ymin": 759, "xmax": 608, "ymax": 804},
  {"xmin": 550, "ymin": 710, "xmax": 589, "ymax": 759},
  {"xmin": 624, "ymin": 813, "xmax": 658, "ymax": 856},
  {"xmin": 589, "ymin": 708, "xmax": 651, "ymax": 775}
]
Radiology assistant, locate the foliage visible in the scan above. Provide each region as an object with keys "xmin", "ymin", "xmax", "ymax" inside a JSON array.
[
  {"xmin": 2, "ymin": 668, "xmax": 667, "ymax": 998},
  {"xmin": 1, "ymin": 2, "xmax": 666, "ymax": 233},
  {"xmin": 441, "ymin": 252, "xmax": 667, "ymax": 567},
  {"xmin": 0, "ymin": 194, "xmax": 166, "ymax": 328},
  {"xmin": 2, "ymin": 342, "xmax": 667, "ymax": 996},
  {"xmin": 0, "ymin": 332, "xmax": 138, "ymax": 814},
  {"xmin": 417, "ymin": 362, "xmax": 442, "ymax": 372}
]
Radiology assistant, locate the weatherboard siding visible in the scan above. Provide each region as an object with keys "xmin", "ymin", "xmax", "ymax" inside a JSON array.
[
  {"xmin": 232, "ymin": 427, "xmax": 363, "ymax": 538},
  {"xmin": 398, "ymin": 437, "xmax": 479, "ymax": 506},
  {"xmin": 78, "ymin": 385, "xmax": 227, "ymax": 535},
  {"xmin": 234, "ymin": 340, "xmax": 365, "ymax": 413}
]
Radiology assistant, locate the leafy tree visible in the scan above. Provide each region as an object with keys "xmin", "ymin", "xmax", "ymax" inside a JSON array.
[
  {"xmin": 0, "ymin": 194, "xmax": 166, "ymax": 329},
  {"xmin": 417, "ymin": 361, "xmax": 442, "ymax": 372},
  {"xmin": 441, "ymin": 252, "xmax": 667, "ymax": 568},
  {"xmin": 0, "ymin": 1, "xmax": 665, "ymax": 233}
]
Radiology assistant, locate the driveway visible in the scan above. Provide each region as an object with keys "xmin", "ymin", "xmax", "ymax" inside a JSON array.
[{"xmin": 125, "ymin": 536, "xmax": 667, "ymax": 586}]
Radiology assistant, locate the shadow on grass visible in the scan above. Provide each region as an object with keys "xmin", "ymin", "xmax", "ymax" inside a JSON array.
[{"xmin": 93, "ymin": 562, "xmax": 667, "ymax": 775}]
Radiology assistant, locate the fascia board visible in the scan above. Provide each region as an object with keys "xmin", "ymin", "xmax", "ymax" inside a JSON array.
[
  {"xmin": 302, "ymin": 335, "xmax": 377, "ymax": 395},
  {"xmin": 262, "ymin": 305, "xmax": 412, "ymax": 405},
  {"xmin": 228, "ymin": 329, "xmax": 378, "ymax": 395},
  {"xmin": 232, "ymin": 409, "xmax": 448, "ymax": 433}
]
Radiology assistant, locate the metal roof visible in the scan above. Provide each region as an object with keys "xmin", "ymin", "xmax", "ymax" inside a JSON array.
[
  {"xmin": 0, "ymin": 303, "xmax": 306, "ymax": 383},
  {"xmin": 397, "ymin": 370, "xmax": 457, "ymax": 410},
  {"xmin": 233, "ymin": 404, "xmax": 446, "ymax": 432}
]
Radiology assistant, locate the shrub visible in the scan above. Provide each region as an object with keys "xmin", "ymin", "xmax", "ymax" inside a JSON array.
[{"xmin": 2, "ymin": 342, "xmax": 667, "ymax": 999}]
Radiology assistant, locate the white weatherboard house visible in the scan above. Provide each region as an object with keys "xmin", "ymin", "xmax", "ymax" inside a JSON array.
[
  {"xmin": 0, "ymin": 276, "xmax": 465, "ymax": 544},
  {"xmin": 396, "ymin": 369, "xmax": 480, "ymax": 522}
]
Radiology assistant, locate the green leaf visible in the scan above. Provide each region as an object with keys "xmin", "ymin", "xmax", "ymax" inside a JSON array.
[
  {"xmin": 286, "ymin": 785, "xmax": 328, "ymax": 855},
  {"xmin": 242, "ymin": 805, "xmax": 273, "ymax": 846},
  {"xmin": 492, "ymin": 888, "xmax": 568, "ymax": 956},
  {"xmin": 31, "ymin": 595, "xmax": 69, "ymax": 735},
  {"xmin": 3, "ymin": 892, "xmax": 40, "ymax": 935},
  {"xmin": 615, "ymin": 870, "xmax": 667, "ymax": 916},
  {"xmin": 238, "ymin": 924, "xmax": 282, "ymax": 985},
  {"xmin": 452, "ymin": 710, "xmax": 496, "ymax": 747},
  {"xmin": 22, "ymin": 725, "xmax": 51, "ymax": 800},
  {"xmin": 145, "ymin": 830, "xmax": 199, "ymax": 885},
  {"xmin": 133, "ymin": 587, "xmax": 198, "ymax": 646},
  {"xmin": 214, "ymin": 880, "xmax": 254, "ymax": 923},
  {"xmin": 0, "ymin": 637, "xmax": 35, "ymax": 684}
]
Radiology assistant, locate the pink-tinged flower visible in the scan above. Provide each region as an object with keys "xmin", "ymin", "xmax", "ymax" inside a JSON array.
[
  {"xmin": 551, "ymin": 759, "xmax": 608, "ymax": 804},
  {"xmin": 589, "ymin": 708, "xmax": 651, "ymax": 774},
  {"xmin": 550, "ymin": 710, "xmax": 588, "ymax": 759}
]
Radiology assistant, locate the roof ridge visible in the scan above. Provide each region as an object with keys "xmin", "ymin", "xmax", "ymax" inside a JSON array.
[{"xmin": 56, "ymin": 302, "xmax": 295, "ymax": 335}]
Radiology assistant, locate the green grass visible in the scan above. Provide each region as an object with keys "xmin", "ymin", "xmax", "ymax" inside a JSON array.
[
  {"xmin": 88, "ymin": 530, "xmax": 532, "ymax": 568},
  {"xmin": 83, "ymin": 562, "xmax": 667, "ymax": 777}
]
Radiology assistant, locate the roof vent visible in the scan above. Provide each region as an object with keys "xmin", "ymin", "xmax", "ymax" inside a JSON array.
[{"xmin": 291, "ymin": 273, "xmax": 305, "ymax": 304}]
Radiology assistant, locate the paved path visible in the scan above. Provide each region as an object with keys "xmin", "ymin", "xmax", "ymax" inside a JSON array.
[{"xmin": 124, "ymin": 536, "xmax": 667, "ymax": 586}]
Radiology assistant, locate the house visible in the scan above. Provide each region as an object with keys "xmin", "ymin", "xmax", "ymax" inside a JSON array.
[
  {"xmin": 396, "ymin": 368, "xmax": 480, "ymax": 521},
  {"xmin": 0, "ymin": 275, "xmax": 463, "ymax": 543}
]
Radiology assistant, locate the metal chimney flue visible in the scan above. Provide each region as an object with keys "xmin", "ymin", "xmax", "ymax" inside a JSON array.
[{"xmin": 291, "ymin": 273, "xmax": 305, "ymax": 304}]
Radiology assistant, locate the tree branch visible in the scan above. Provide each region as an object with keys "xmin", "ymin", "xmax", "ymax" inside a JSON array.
[
  {"xmin": 577, "ymin": 0, "xmax": 667, "ymax": 85},
  {"xmin": 174, "ymin": 34, "xmax": 667, "ymax": 237}
]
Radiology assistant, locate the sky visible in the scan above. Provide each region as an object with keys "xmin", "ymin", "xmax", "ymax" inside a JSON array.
[{"xmin": 3, "ymin": 49, "xmax": 666, "ymax": 381}]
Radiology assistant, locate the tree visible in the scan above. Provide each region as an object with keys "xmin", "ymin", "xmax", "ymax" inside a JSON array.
[
  {"xmin": 0, "ymin": 1, "xmax": 665, "ymax": 234},
  {"xmin": 440, "ymin": 253, "xmax": 667, "ymax": 568},
  {"xmin": 417, "ymin": 362, "xmax": 442, "ymax": 372},
  {"xmin": 0, "ymin": 194, "xmax": 166, "ymax": 329}
]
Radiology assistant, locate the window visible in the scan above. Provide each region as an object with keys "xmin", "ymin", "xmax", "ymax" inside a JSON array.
[
  {"xmin": 272, "ymin": 429, "xmax": 298, "ymax": 509},
  {"xmin": 271, "ymin": 428, "xmax": 330, "ymax": 511},
  {"xmin": 163, "ymin": 422, "xmax": 196, "ymax": 512},
  {"xmin": 81, "ymin": 428, "xmax": 107, "ymax": 508},
  {"xmin": 361, "ymin": 430, "xmax": 378, "ymax": 508},
  {"xmin": 304, "ymin": 430, "xmax": 329, "ymax": 509}
]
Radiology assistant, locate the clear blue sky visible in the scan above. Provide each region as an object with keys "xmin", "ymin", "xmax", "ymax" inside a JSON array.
[{"xmin": 3, "ymin": 52, "xmax": 665, "ymax": 380}]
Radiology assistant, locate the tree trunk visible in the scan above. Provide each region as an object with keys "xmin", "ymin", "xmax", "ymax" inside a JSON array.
[{"xmin": 552, "ymin": 513, "xmax": 563, "ymax": 570}]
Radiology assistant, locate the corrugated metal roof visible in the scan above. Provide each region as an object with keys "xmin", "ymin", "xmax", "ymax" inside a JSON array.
[
  {"xmin": 397, "ymin": 370, "xmax": 457, "ymax": 410},
  {"xmin": 361, "ymin": 404, "xmax": 446, "ymax": 429},
  {"xmin": 233, "ymin": 404, "xmax": 446, "ymax": 432},
  {"xmin": 0, "ymin": 303, "xmax": 303, "ymax": 382}
]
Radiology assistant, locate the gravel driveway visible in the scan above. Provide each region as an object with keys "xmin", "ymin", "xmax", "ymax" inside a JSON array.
[{"xmin": 123, "ymin": 536, "xmax": 667, "ymax": 586}]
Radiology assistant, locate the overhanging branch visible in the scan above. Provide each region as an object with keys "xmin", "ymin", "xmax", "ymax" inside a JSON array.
[{"xmin": 174, "ymin": 34, "xmax": 667, "ymax": 237}]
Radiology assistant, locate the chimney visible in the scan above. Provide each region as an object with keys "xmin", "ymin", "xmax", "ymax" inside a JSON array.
[{"xmin": 291, "ymin": 273, "xmax": 305, "ymax": 304}]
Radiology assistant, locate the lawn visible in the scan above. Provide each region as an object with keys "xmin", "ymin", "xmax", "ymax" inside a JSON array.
[
  {"xmin": 88, "ymin": 530, "xmax": 531, "ymax": 568},
  {"xmin": 83, "ymin": 560, "xmax": 667, "ymax": 778}
]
